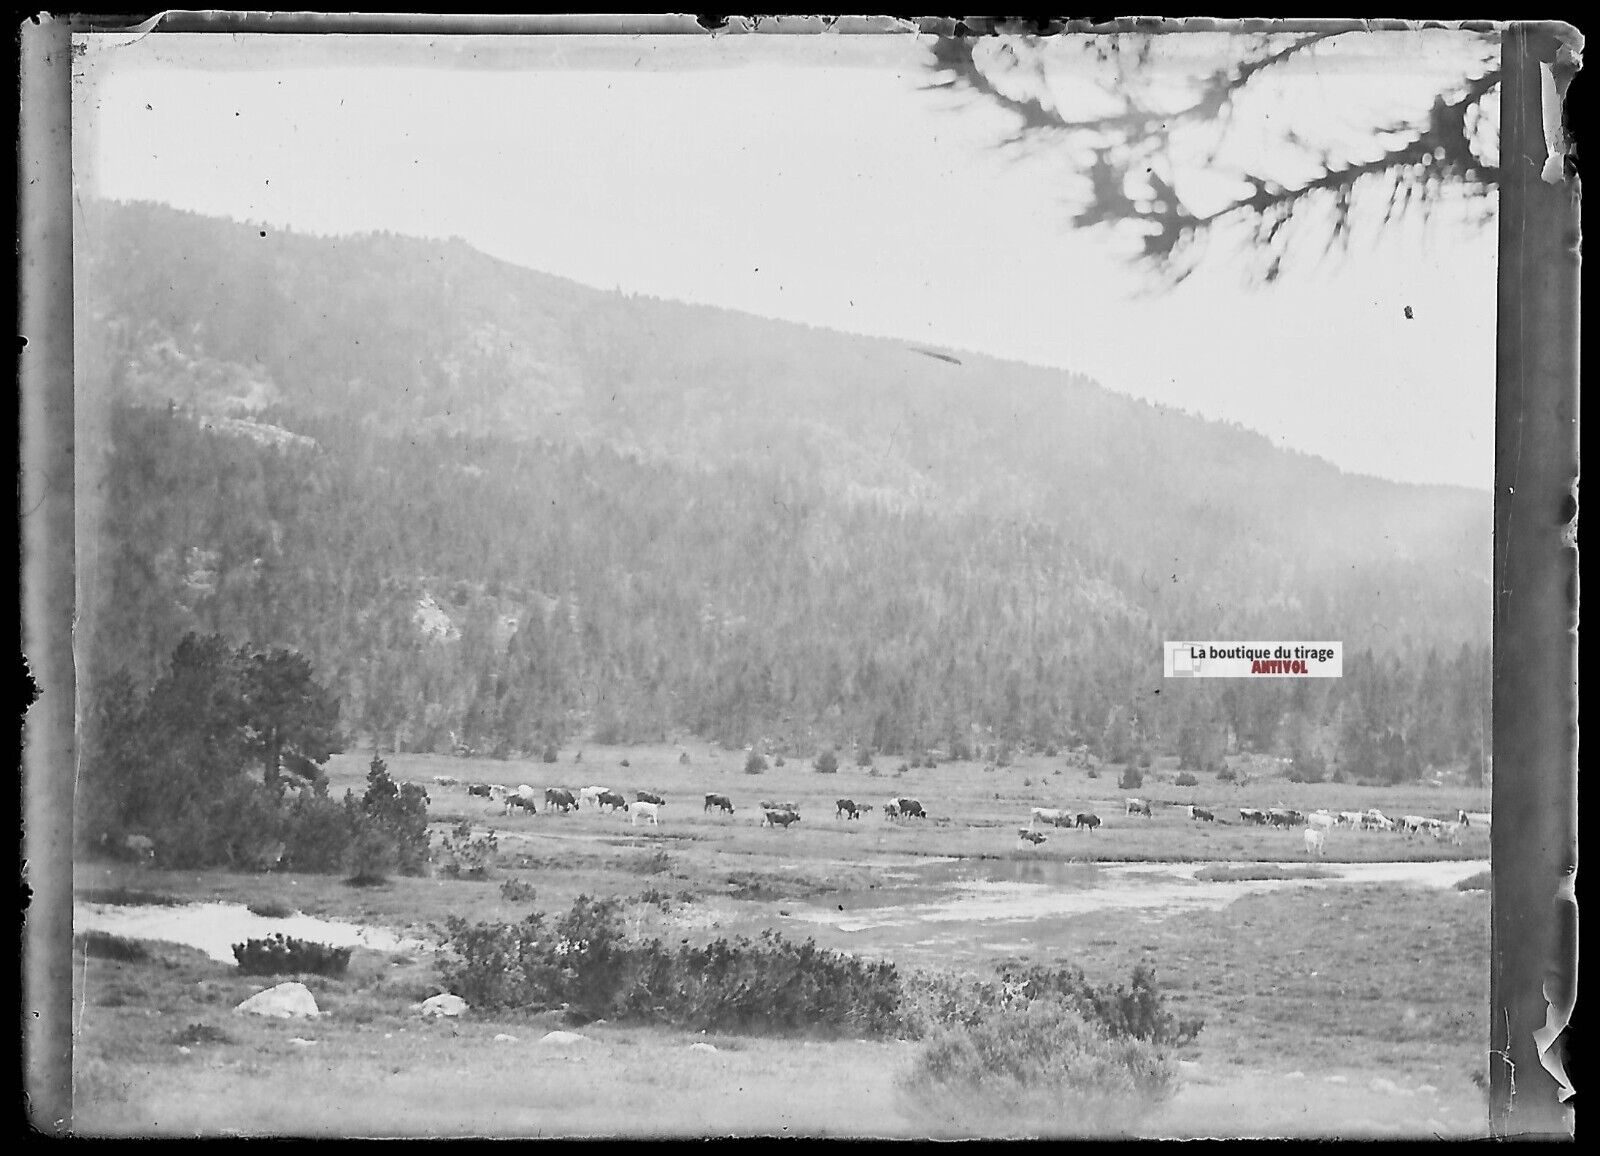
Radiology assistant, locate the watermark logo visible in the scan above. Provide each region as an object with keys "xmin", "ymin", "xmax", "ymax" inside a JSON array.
[{"xmin": 1165, "ymin": 641, "xmax": 1342, "ymax": 678}]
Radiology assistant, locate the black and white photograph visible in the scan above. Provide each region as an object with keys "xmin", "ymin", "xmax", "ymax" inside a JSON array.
[{"xmin": 22, "ymin": 15, "xmax": 1577, "ymax": 1139}]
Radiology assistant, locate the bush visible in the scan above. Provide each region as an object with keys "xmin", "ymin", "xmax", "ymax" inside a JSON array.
[
  {"xmin": 438, "ymin": 896, "xmax": 902, "ymax": 1035},
  {"xmin": 541, "ymin": 744, "xmax": 559, "ymax": 763},
  {"xmin": 281, "ymin": 791, "xmax": 352, "ymax": 874},
  {"xmin": 1136, "ymin": 749, "xmax": 1152, "ymax": 769},
  {"xmin": 247, "ymin": 899, "xmax": 296, "ymax": 918},
  {"xmin": 232, "ymin": 933, "xmax": 352, "ymax": 977},
  {"xmin": 814, "ymin": 749, "xmax": 839, "ymax": 774},
  {"xmin": 436, "ymin": 827, "xmax": 499, "ymax": 879},
  {"xmin": 76, "ymin": 931, "xmax": 151, "ymax": 962},
  {"xmin": 857, "ymin": 748, "xmax": 875, "ymax": 767},
  {"xmin": 897, "ymin": 1000, "xmax": 1178, "ymax": 1137},
  {"xmin": 1215, "ymin": 766, "xmax": 1238, "ymax": 783},
  {"xmin": 1117, "ymin": 766, "xmax": 1144, "ymax": 790},
  {"xmin": 499, "ymin": 878, "xmax": 537, "ymax": 904},
  {"xmin": 744, "ymin": 750, "xmax": 768, "ymax": 775},
  {"xmin": 343, "ymin": 816, "xmax": 399, "ymax": 885},
  {"xmin": 1086, "ymin": 768, "xmax": 1099, "ymax": 779},
  {"xmin": 1173, "ymin": 772, "xmax": 1198, "ymax": 788},
  {"xmin": 360, "ymin": 756, "xmax": 431, "ymax": 875}
]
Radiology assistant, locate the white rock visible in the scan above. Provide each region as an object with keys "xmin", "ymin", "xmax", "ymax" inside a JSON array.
[
  {"xmin": 177, "ymin": 1046, "xmax": 192, "ymax": 1055},
  {"xmin": 538, "ymin": 1030, "xmax": 587, "ymax": 1046},
  {"xmin": 493, "ymin": 1033, "xmax": 519, "ymax": 1043},
  {"xmin": 288, "ymin": 1037, "xmax": 317, "ymax": 1046},
  {"xmin": 416, "ymin": 993, "xmax": 468, "ymax": 1018},
  {"xmin": 234, "ymin": 982, "xmax": 321, "ymax": 1019},
  {"xmin": 689, "ymin": 1042, "xmax": 718, "ymax": 1053},
  {"xmin": 1417, "ymin": 1083, "xmax": 1439, "ymax": 1095},
  {"xmin": 1326, "ymin": 1074, "xmax": 1348, "ymax": 1084},
  {"xmin": 1284, "ymin": 1071, "xmax": 1305, "ymax": 1080}
]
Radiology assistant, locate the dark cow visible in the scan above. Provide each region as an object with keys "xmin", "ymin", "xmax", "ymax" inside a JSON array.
[
  {"xmin": 1239, "ymin": 808, "xmax": 1269, "ymax": 825},
  {"xmin": 467, "ymin": 783, "xmax": 494, "ymax": 798},
  {"xmin": 837, "ymin": 799, "xmax": 867, "ymax": 819},
  {"xmin": 894, "ymin": 798, "xmax": 927, "ymax": 820},
  {"xmin": 763, "ymin": 809, "xmax": 802, "ymax": 829},
  {"xmin": 635, "ymin": 790, "xmax": 666, "ymax": 806},
  {"xmin": 597, "ymin": 789, "xmax": 630, "ymax": 813},
  {"xmin": 1267, "ymin": 808, "xmax": 1304, "ymax": 829},
  {"xmin": 544, "ymin": 787, "xmax": 577, "ymax": 814},
  {"xmin": 1188, "ymin": 805, "xmax": 1215, "ymax": 822},
  {"xmin": 704, "ymin": 793, "xmax": 735, "ymax": 815},
  {"xmin": 1075, "ymin": 812, "xmax": 1101, "ymax": 831},
  {"xmin": 503, "ymin": 794, "xmax": 538, "ymax": 816},
  {"xmin": 1017, "ymin": 828, "xmax": 1048, "ymax": 846}
]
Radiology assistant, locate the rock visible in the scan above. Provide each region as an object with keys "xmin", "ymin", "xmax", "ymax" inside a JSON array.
[
  {"xmin": 493, "ymin": 1033, "xmax": 518, "ymax": 1043},
  {"xmin": 538, "ymin": 1030, "xmax": 587, "ymax": 1046},
  {"xmin": 416, "ymin": 994, "xmax": 469, "ymax": 1018},
  {"xmin": 1416, "ymin": 1083, "xmax": 1439, "ymax": 1095},
  {"xmin": 1284, "ymin": 1071, "xmax": 1305, "ymax": 1080},
  {"xmin": 288, "ymin": 1037, "xmax": 317, "ymax": 1046},
  {"xmin": 234, "ymin": 982, "xmax": 321, "ymax": 1019},
  {"xmin": 689, "ymin": 1042, "xmax": 718, "ymax": 1053},
  {"xmin": 1326, "ymin": 1074, "xmax": 1348, "ymax": 1084},
  {"xmin": 177, "ymin": 1046, "xmax": 192, "ymax": 1055}
]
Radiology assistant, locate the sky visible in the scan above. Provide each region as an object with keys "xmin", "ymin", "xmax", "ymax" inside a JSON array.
[{"xmin": 72, "ymin": 28, "xmax": 1501, "ymax": 489}]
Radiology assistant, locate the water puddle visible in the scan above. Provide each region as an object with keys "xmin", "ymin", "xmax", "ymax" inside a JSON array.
[
  {"xmin": 787, "ymin": 859, "xmax": 1489, "ymax": 933},
  {"xmin": 75, "ymin": 901, "xmax": 435, "ymax": 965}
]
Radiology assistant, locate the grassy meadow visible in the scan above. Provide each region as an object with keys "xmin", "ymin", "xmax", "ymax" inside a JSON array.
[{"xmin": 71, "ymin": 743, "xmax": 1492, "ymax": 1138}]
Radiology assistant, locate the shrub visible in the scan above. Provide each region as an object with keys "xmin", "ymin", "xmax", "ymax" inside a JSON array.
[
  {"xmin": 1136, "ymin": 749, "xmax": 1152, "ymax": 770},
  {"xmin": 744, "ymin": 750, "xmax": 768, "ymax": 775},
  {"xmin": 438, "ymin": 896, "xmax": 902, "ymax": 1035},
  {"xmin": 1173, "ymin": 772, "xmax": 1198, "ymax": 787},
  {"xmin": 499, "ymin": 878, "xmax": 537, "ymax": 904},
  {"xmin": 1117, "ymin": 766, "xmax": 1144, "ymax": 790},
  {"xmin": 632, "ymin": 847, "xmax": 673, "ymax": 876},
  {"xmin": 169, "ymin": 1022, "xmax": 236, "ymax": 1046},
  {"xmin": 896, "ymin": 1000, "xmax": 1178, "ymax": 1136},
  {"xmin": 76, "ymin": 931, "xmax": 151, "ymax": 962},
  {"xmin": 247, "ymin": 899, "xmax": 296, "ymax": 919},
  {"xmin": 814, "ymin": 749, "xmax": 839, "ymax": 774},
  {"xmin": 541, "ymin": 744, "xmax": 559, "ymax": 763},
  {"xmin": 1215, "ymin": 766, "xmax": 1238, "ymax": 783},
  {"xmin": 281, "ymin": 791, "xmax": 352, "ymax": 874},
  {"xmin": 361, "ymin": 756, "xmax": 431, "ymax": 875},
  {"xmin": 232, "ymin": 933, "xmax": 352, "ymax": 977},
  {"xmin": 435, "ymin": 827, "xmax": 499, "ymax": 879},
  {"xmin": 343, "ymin": 818, "xmax": 399, "ymax": 885},
  {"xmin": 857, "ymin": 748, "xmax": 875, "ymax": 767},
  {"xmin": 1086, "ymin": 768, "xmax": 1099, "ymax": 779},
  {"xmin": 774, "ymin": 755, "xmax": 786, "ymax": 767},
  {"xmin": 949, "ymin": 739, "xmax": 973, "ymax": 762}
]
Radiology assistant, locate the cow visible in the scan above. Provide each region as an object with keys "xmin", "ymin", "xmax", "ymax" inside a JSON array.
[
  {"xmin": 837, "ymin": 799, "xmax": 864, "ymax": 819},
  {"xmin": 122, "ymin": 834, "xmax": 156, "ymax": 863},
  {"xmin": 544, "ymin": 787, "xmax": 577, "ymax": 814},
  {"xmin": 1398, "ymin": 814, "xmax": 1429, "ymax": 835},
  {"xmin": 1268, "ymin": 808, "xmax": 1305, "ymax": 829},
  {"xmin": 1437, "ymin": 821, "xmax": 1465, "ymax": 845},
  {"xmin": 578, "ymin": 786, "xmax": 610, "ymax": 809},
  {"xmin": 704, "ymin": 793, "xmax": 735, "ymax": 815},
  {"xmin": 1125, "ymin": 797, "xmax": 1153, "ymax": 817},
  {"xmin": 882, "ymin": 800, "xmax": 901, "ymax": 821},
  {"xmin": 1457, "ymin": 809, "xmax": 1471, "ymax": 827},
  {"xmin": 1307, "ymin": 811, "xmax": 1336, "ymax": 832},
  {"xmin": 596, "ymin": 789, "xmax": 629, "ymax": 813},
  {"xmin": 1030, "ymin": 807, "xmax": 1070, "ymax": 829},
  {"xmin": 763, "ymin": 809, "xmax": 801, "ymax": 829},
  {"xmin": 1018, "ymin": 829, "xmax": 1048, "ymax": 846},
  {"xmin": 1239, "ymin": 807, "xmax": 1269, "ymax": 825},
  {"xmin": 894, "ymin": 798, "xmax": 927, "ymax": 820},
  {"xmin": 1362, "ymin": 810, "xmax": 1395, "ymax": 832},
  {"xmin": 466, "ymin": 783, "xmax": 494, "ymax": 798},
  {"xmin": 1075, "ymin": 812, "xmax": 1101, "ymax": 831},
  {"xmin": 635, "ymin": 790, "xmax": 666, "ymax": 806},
  {"xmin": 632, "ymin": 800, "xmax": 662, "ymax": 827},
  {"xmin": 1303, "ymin": 826, "xmax": 1327, "ymax": 856},
  {"xmin": 487, "ymin": 784, "xmax": 512, "ymax": 803},
  {"xmin": 503, "ymin": 794, "xmax": 537, "ymax": 816},
  {"xmin": 1188, "ymin": 805, "xmax": 1215, "ymax": 822},
  {"xmin": 1337, "ymin": 811, "xmax": 1364, "ymax": 828}
]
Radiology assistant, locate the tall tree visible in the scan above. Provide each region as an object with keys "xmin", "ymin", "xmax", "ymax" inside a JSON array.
[{"xmin": 241, "ymin": 646, "xmax": 344, "ymax": 788}]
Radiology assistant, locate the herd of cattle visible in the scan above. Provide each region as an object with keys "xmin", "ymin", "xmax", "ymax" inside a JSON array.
[
  {"xmin": 1019, "ymin": 796, "xmax": 1475, "ymax": 854},
  {"xmin": 431, "ymin": 776, "xmax": 934, "ymax": 833},
  {"xmin": 429, "ymin": 774, "xmax": 1476, "ymax": 855}
]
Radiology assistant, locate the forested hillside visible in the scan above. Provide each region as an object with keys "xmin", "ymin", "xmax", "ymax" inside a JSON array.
[{"xmin": 74, "ymin": 200, "xmax": 1491, "ymax": 777}]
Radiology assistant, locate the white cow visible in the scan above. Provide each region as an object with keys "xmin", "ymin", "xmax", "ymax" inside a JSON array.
[
  {"xmin": 1030, "ymin": 807, "xmax": 1069, "ymax": 829},
  {"xmin": 1125, "ymin": 797, "xmax": 1152, "ymax": 817},
  {"xmin": 1303, "ymin": 826, "xmax": 1327, "ymax": 856},
  {"xmin": 487, "ymin": 784, "xmax": 512, "ymax": 803},
  {"xmin": 517, "ymin": 784, "xmax": 538, "ymax": 803},
  {"xmin": 1337, "ymin": 811, "xmax": 1364, "ymax": 828},
  {"xmin": 631, "ymin": 800, "xmax": 662, "ymax": 827},
  {"xmin": 1436, "ymin": 821, "xmax": 1465, "ymax": 845},
  {"xmin": 1308, "ymin": 811, "xmax": 1336, "ymax": 831},
  {"xmin": 578, "ymin": 785, "xmax": 610, "ymax": 809}
]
